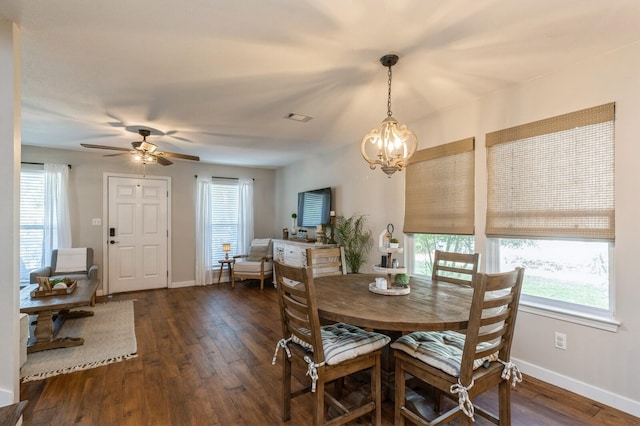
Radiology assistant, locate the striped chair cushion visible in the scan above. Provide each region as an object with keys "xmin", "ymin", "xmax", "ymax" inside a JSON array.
[
  {"xmin": 391, "ymin": 330, "xmax": 498, "ymax": 377},
  {"xmin": 292, "ymin": 323, "xmax": 390, "ymax": 365}
]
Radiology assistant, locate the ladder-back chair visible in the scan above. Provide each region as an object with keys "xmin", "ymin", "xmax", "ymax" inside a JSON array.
[
  {"xmin": 393, "ymin": 267, "xmax": 525, "ymax": 425},
  {"xmin": 272, "ymin": 260, "xmax": 390, "ymax": 425}
]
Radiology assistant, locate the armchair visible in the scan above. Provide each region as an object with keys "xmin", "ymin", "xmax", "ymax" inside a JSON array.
[
  {"xmin": 30, "ymin": 247, "xmax": 99, "ymax": 287},
  {"xmin": 232, "ymin": 239, "xmax": 273, "ymax": 290}
]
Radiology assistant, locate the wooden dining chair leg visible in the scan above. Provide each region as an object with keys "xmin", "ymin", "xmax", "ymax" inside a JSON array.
[
  {"xmin": 499, "ymin": 380, "xmax": 512, "ymax": 426},
  {"xmin": 395, "ymin": 359, "xmax": 406, "ymax": 426},
  {"xmin": 313, "ymin": 379, "xmax": 326, "ymax": 426},
  {"xmin": 334, "ymin": 378, "xmax": 344, "ymax": 400},
  {"xmin": 282, "ymin": 355, "xmax": 292, "ymax": 421},
  {"xmin": 373, "ymin": 353, "xmax": 382, "ymax": 426}
]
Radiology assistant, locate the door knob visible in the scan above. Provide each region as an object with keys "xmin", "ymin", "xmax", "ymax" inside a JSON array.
[{"xmin": 110, "ymin": 240, "xmax": 120, "ymax": 244}]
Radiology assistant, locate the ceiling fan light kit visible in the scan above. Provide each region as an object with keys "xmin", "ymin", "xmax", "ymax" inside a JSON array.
[
  {"xmin": 361, "ymin": 54, "xmax": 418, "ymax": 177},
  {"xmin": 80, "ymin": 128, "xmax": 200, "ymax": 166}
]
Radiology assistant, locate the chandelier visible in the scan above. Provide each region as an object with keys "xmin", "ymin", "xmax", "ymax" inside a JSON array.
[{"xmin": 361, "ymin": 54, "xmax": 418, "ymax": 177}]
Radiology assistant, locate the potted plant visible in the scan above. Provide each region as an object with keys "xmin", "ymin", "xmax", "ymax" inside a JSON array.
[
  {"xmin": 291, "ymin": 213, "xmax": 297, "ymax": 235},
  {"xmin": 389, "ymin": 237, "xmax": 400, "ymax": 249},
  {"xmin": 334, "ymin": 214, "xmax": 373, "ymax": 274}
]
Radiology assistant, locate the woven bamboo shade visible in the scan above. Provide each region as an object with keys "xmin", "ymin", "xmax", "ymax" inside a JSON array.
[
  {"xmin": 404, "ymin": 138, "xmax": 475, "ymax": 235},
  {"xmin": 486, "ymin": 103, "xmax": 615, "ymax": 241}
]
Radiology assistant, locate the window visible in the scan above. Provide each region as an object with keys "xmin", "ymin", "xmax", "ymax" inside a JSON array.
[
  {"xmin": 405, "ymin": 138, "xmax": 475, "ymax": 276},
  {"xmin": 486, "ymin": 103, "xmax": 615, "ymax": 317},
  {"xmin": 492, "ymin": 238, "xmax": 611, "ymax": 311},
  {"xmin": 20, "ymin": 167, "xmax": 45, "ymax": 284},
  {"xmin": 209, "ymin": 179, "xmax": 239, "ymax": 261},
  {"xmin": 413, "ymin": 234, "xmax": 475, "ymax": 276},
  {"xmin": 195, "ymin": 177, "xmax": 253, "ymax": 286}
]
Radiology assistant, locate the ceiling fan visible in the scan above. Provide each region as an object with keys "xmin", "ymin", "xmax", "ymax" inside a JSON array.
[{"xmin": 81, "ymin": 129, "xmax": 200, "ymax": 166}]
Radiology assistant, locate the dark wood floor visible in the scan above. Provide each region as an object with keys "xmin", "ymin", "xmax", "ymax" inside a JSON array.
[{"xmin": 21, "ymin": 280, "xmax": 639, "ymax": 425}]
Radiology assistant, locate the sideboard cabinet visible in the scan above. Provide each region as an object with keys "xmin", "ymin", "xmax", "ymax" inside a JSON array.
[{"xmin": 272, "ymin": 239, "xmax": 336, "ymax": 284}]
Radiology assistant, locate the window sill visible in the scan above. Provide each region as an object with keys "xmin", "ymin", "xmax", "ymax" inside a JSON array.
[{"xmin": 519, "ymin": 300, "xmax": 621, "ymax": 332}]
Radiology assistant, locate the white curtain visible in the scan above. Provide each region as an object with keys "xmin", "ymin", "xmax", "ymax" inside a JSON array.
[
  {"xmin": 42, "ymin": 163, "xmax": 72, "ymax": 264},
  {"xmin": 195, "ymin": 177, "xmax": 214, "ymax": 286},
  {"xmin": 237, "ymin": 178, "xmax": 254, "ymax": 255}
]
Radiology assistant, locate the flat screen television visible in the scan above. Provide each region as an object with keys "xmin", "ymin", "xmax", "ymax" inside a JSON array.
[{"xmin": 297, "ymin": 187, "xmax": 332, "ymax": 227}]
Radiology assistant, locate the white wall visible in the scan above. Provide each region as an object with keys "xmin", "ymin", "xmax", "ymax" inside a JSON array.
[
  {"xmin": 277, "ymin": 42, "xmax": 640, "ymax": 416},
  {"xmin": 22, "ymin": 146, "xmax": 277, "ymax": 290},
  {"xmin": 0, "ymin": 18, "xmax": 20, "ymax": 406}
]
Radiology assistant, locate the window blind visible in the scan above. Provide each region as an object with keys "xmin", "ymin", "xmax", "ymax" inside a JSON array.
[
  {"xmin": 404, "ymin": 137, "xmax": 475, "ymax": 235},
  {"xmin": 485, "ymin": 102, "xmax": 615, "ymax": 241},
  {"xmin": 210, "ymin": 178, "xmax": 239, "ymax": 261},
  {"xmin": 20, "ymin": 168, "xmax": 45, "ymax": 282}
]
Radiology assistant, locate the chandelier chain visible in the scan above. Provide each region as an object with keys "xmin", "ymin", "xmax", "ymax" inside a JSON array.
[{"xmin": 387, "ymin": 65, "xmax": 393, "ymax": 117}]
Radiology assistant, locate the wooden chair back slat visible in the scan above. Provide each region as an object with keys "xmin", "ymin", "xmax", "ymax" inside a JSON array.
[
  {"xmin": 306, "ymin": 247, "xmax": 347, "ymax": 277},
  {"xmin": 431, "ymin": 250, "xmax": 480, "ymax": 286}
]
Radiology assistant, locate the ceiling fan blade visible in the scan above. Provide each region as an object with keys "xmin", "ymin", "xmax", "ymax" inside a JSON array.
[
  {"xmin": 156, "ymin": 156, "xmax": 173, "ymax": 166},
  {"xmin": 158, "ymin": 151, "xmax": 200, "ymax": 161},
  {"xmin": 81, "ymin": 143, "xmax": 131, "ymax": 152},
  {"xmin": 103, "ymin": 153, "xmax": 130, "ymax": 157}
]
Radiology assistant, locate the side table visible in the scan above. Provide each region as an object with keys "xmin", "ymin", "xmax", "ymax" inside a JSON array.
[{"xmin": 217, "ymin": 259, "xmax": 234, "ymax": 284}]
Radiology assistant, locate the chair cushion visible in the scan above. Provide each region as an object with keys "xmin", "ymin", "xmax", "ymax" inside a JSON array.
[
  {"xmin": 54, "ymin": 248, "xmax": 88, "ymax": 273},
  {"xmin": 292, "ymin": 323, "xmax": 391, "ymax": 365},
  {"xmin": 234, "ymin": 260, "xmax": 273, "ymax": 273},
  {"xmin": 391, "ymin": 330, "xmax": 498, "ymax": 377},
  {"xmin": 247, "ymin": 239, "xmax": 272, "ymax": 261},
  {"xmin": 248, "ymin": 245, "xmax": 269, "ymax": 261}
]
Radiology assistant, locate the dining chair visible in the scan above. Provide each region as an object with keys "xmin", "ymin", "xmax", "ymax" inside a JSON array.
[
  {"xmin": 431, "ymin": 250, "xmax": 480, "ymax": 286},
  {"xmin": 305, "ymin": 247, "xmax": 347, "ymax": 278},
  {"xmin": 392, "ymin": 267, "xmax": 525, "ymax": 425},
  {"xmin": 271, "ymin": 260, "xmax": 390, "ymax": 426}
]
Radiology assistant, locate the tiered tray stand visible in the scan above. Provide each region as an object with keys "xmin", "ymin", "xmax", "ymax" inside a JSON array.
[{"xmin": 370, "ymin": 247, "xmax": 410, "ymax": 295}]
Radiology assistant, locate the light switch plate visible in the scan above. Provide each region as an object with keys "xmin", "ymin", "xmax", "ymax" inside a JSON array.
[{"xmin": 92, "ymin": 218, "xmax": 102, "ymax": 226}]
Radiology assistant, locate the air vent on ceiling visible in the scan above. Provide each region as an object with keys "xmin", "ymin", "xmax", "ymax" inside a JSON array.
[{"xmin": 284, "ymin": 112, "xmax": 313, "ymax": 123}]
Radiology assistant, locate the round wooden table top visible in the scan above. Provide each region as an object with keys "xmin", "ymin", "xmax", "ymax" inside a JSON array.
[{"xmin": 313, "ymin": 273, "xmax": 473, "ymax": 332}]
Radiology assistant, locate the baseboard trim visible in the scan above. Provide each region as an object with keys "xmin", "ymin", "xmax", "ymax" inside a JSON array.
[
  {"xmin": 513, "ymin": 357, "xmax": 640, "ymax": 417},
  {"xmin": 170, "ymin": 280, "xmax": 195, "ymax": 289}
]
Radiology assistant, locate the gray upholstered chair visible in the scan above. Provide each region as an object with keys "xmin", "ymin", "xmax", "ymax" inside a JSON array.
[{"xmin": 30, "ymin": 247, "xmax": 99, "ymax": 286}]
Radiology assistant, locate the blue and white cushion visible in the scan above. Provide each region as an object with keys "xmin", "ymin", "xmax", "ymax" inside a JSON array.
[
  {"xmin": 292, "ymin": 323, "xmax": 390, "ymax": 365},
  {"xmin": 391, "ymin": 330, "xmax": 498, "ymax": 377}
]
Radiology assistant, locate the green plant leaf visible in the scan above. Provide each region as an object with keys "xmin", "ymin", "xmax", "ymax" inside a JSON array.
[{"xmin": 334, "ymin": 214, "xmax": 373, "ymax": 273}]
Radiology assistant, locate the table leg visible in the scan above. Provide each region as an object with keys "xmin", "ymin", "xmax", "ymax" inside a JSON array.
[
  {"xmin": 226, "ymin": 263, "xmax": 233, "ymax": 284},
  {"xmin": 217, "ymin": 263, "xmax": 224, "ymax": 284},
  {"xmin": 27, "ymin": 309, "xmax": 85, "ymax": 353}
]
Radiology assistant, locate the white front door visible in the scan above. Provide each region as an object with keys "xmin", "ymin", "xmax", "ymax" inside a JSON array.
[{"xmin": 107, "ymin": 176, "xmax": 169, "ymax": 293}]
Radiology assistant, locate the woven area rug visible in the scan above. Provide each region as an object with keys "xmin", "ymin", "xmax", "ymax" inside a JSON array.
[{"xmin": 20, "ymin": 300, "xmax": 138, "ymax": 382}]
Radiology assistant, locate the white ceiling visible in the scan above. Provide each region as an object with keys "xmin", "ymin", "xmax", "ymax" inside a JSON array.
[{"xmin": 2, "ymin": 0, "xmax": 640, "ymax": 168}]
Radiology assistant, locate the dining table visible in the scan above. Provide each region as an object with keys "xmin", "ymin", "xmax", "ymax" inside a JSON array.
[
  {"xmin": 313, "ymin": 273, "xmax": 473, "ymax": 331},
  {"xmin": 312, "ymin": 273, "xmax": 475, "ymax": 388}
]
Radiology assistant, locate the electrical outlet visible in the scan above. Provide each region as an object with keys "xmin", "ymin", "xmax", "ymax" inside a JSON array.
[
  {"xmin": 92, "ymin": 218, "xmax": 102, "ymax": 226},
  {"xmin": 554, "ymin": 332, "xmax": 567, "ymax": 350}
]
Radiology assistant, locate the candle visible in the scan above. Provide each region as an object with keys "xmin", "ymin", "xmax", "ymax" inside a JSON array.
[{"xmin": 330, "ymin": 211, "xmax": 336, "ymax": 217}]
